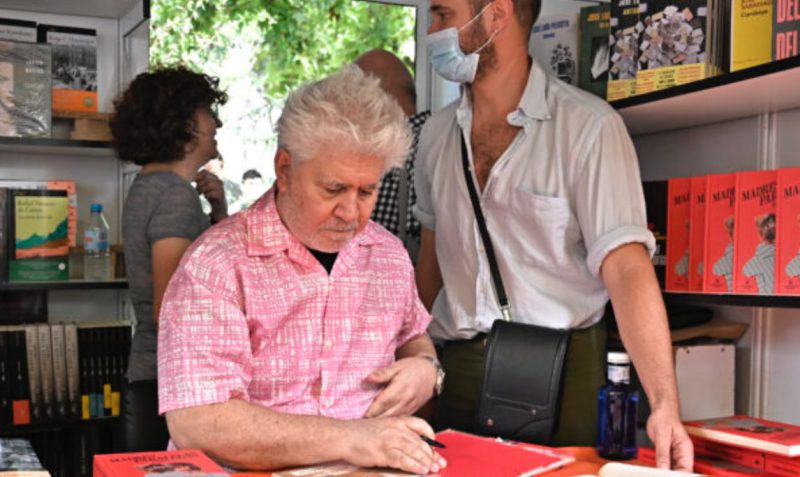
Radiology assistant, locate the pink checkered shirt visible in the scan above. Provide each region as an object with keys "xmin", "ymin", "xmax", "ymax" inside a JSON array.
[{"xmin": 158, "ymin": 188, "xmax": 431, "ymax": 420}]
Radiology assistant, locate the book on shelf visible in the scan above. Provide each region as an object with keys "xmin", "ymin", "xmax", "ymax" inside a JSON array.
[
  {"xmin": 666, "ymin": 177, "xmax": 692, "ymax": 291},
  {"xmin": 608, "ymin": 0, "xmax": 643, "ymax": 101},
  {"xmin": 6, "ymin": 189, "xmax": 69, "ymax": 282},
  {"xmin": 530, "ymin": 13, "xmax": 580, "ymax": 86},
  {"xmin": 0, "ymin": 437, "xmax": 50, "ymax": 476},
  {"xmin": 0, "ymin": 18, "xmax": 37, "ymax": 44},
  {"xmin": 36, "ymin": 25, "xmax": 98, "ymax": 114},
  {"xmin": 22, "ymin": 325, "xmax": 40, "ymax": 423},
  {"xmin": 733, "ymin": 170, "xmax": 777, "ymax": 294},
  {"xmin": 35, "ymin": 325, "xmax": 54, "ymax": 421},
  {"xmin": 689, "ymin": 176, "xmax": 708, "ymax": 291},
  {"xmin": 774, "ymin": 0, "xmax": 799, "ymax": 61},
  {"xmin": 63, "ymin": 322, "xmax": 80, "ymax": 418},
  {"xmin": 643, "ymin": 180, "xmax": 668, "ymax": 286},
  {"xmin": 703, "ymin": 173, "xmax": 737, "ymax": 293},
  {"xmin": 730, "ymin": 0, "xmax": 773, "ymax": 72},
  {"xmin": 684, "ymin": 415, "xmax": 800, "ymax": 457},
  {"xmin": 0, "ymin": 40, "xmax": 52, "ymax": 139},
  {"xmin": 635, "ymin": 0, "xmax": 722, "ymax": 95},
  {"xmin": 93, "ymin": 449, "xmax": 226, "ymax": 477},
  {"xmin": 776, "ymin": 167, "xmax": 800, "ymax": 294},
  {"xmin": 0, "ymin": 332, "xmax": 9, "ymax": 426},
  {"xmin": 0, "ymin": 180, "xmax": 78, "ymax": 248},
  {"xmin": 580, "ymin": 4, "xmax": 612, "ymax": 98},
  {"xmin": 49, "ymin": 324, "xmax": 68, "ymax": 419},
  {"xmin": 0, "ymin": 327, "xmax": 31, "ymax": 426},
  {"xmin": 0, "ymin": 189, "xmax": 6, "ymax": 282}
]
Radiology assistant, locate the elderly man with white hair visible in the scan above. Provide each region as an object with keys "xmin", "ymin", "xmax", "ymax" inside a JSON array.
[{"xmin": 157, "ymin": 66, "xmax": 447, "ymax": 475}]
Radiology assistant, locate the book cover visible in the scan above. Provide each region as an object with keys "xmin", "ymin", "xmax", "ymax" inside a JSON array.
[
  {"xmin": 0, "ymin": 438, "xmax": 49, "ymax": 475},
  {"xmin": 36, "ymin": 25, "xmax": 98, "ymax": 113},
  {"xmin": 636, "ymin": 1, "xmax": 718, "ymax": 95},
  {"xmin": 730, "ymin": 0, "xmax": 773, "ymax": 71},
  {"xmin": 93, "ymin": 449, "xmax": 226, "ymax": 477},
  {"xmin": 774, "ymin": 0, "xmax": 799, "ymax": 61},
  {"xmin": 704, "ymin": 173, "xmax": 737, "ymax": 292},
  {"xmin": 734, "ymin": 170, "xmax": 777, "ymax": 294},
  {"xmin": 22, "ymin": 325, "xmax": 40, "ymax": 423},
  {"xmin": 580, "ymin": 4, "xmax": 612, "ymax": 98},
  {"xmin": 530, "ymin": 13, "xmax": 580, "ymax": 86},
  {"xmin": 8, "ymin": 189, "xmax": 69, "ymax": 282},
  {"xmin": 685, "ymin": 416, "xmax": 800, "ymax": 457},
  {"xmin": 689, "ymin": 176, "xmax": 708, "ymax": 291},
  {"xmin": 692, "ymin": 436, "xmax": 766, "ymax": 470},
  {"xmin": 644, "ymin": 181, "xmax": 669, "ymax": 286},
  {"xmin": 608, "ymin": 0, "xmax": 642, "ymax": 101},
  {"xmin": 0, "ymin": 180, "xmax": 78, "ymax": 248},
  {"xmin": 0, "ymin": 18, "xmax": 37, "ymax": 43},
  {"xmin": 0, "ymin": 40, "xmax": 52, "ymax": 138},
  {"xmin": 777, "ymin": 168, "xmax": 800, "ymax": 294},
  {"xmin": 666, "ymin": 177, "xmax": 692, "ymax": 290},
  {"xmin": 766, "ymin": 453, "xmax": 800, "ymax": 477}
]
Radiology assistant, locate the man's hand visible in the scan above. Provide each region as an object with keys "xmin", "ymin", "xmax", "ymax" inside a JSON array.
[
  {"xmin": 364, "ymin": 357, "xmax": 437, "ymax": 418},
  {"xmin": 196, "ymin": 169, "xmax": 227, "ymax": 222},
  {"xmin": 341, "ymin": 416, "xmax": 446, "ymax": 475},
  {"xmin": 647, "ymin": 404, "xmax": 694, "ymax": 471}
]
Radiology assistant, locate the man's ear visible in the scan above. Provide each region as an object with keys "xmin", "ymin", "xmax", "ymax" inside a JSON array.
[
  {"xmin": 275, "ymin": 148, "xmax": 292, "ymax": 193},
  {"xmin": 488, "ymin": 0, "xmax": 514, "ymax": 32}
]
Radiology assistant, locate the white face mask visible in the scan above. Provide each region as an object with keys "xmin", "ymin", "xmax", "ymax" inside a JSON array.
[{"xmin": 427, "ymin": 3, "xmax": 496, "ymax": 83}]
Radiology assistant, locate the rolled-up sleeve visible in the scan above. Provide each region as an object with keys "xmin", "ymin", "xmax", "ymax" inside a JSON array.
[
  {"xmin": 413, "ymin": 121, "xmax": 437, "ymax": 231},
  {"xmin": 574, "ymin": 112, "xmax": 656, "ymax": 277},
  {"xmin": 158, "ymin": 243, "xmax": 252, "ymax": 415}
]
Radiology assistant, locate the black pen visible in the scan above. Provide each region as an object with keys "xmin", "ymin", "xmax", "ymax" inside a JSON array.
[{"xmin": 420, "ymin": 436, "xmax": 447, "ymax": 449}]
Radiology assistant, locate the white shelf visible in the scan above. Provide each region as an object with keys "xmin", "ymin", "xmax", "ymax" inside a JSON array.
[
  {"xmin": 615, "ymin": 56, "xmax": 800, "ymax": 135},
  {"xmin": 0, "ymin": 137, "xmax": 113, "ymax": 157},
  {"xmin": 0, "ymin": 0, "xmax": 146, "ymax": 19}
]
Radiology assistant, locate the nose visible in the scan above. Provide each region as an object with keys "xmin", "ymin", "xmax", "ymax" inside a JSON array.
[{"xmin": 334, "ymin": 193, "xmax": 359, "ymax": 224}]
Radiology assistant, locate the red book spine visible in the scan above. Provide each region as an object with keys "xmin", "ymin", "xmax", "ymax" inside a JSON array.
[
  {"xmin": 776, "ymin": 168, "xmax": 800, "ymax": 294},
  {"xmin": 667, "ymin": 177, "xmax": 692, "ymax": 291},
  {"xmin": 690, "ymin": 176, "xmax": 708, "ymax": 291},
  {"xmin": 694, "ymin": 456, "xmax": 770, "ymax": 477},
  {"xmin": 734, "ymin": 171, "xmax": 777, "ymax": 294},
  {"xmin": 767, "ymin": 454, "xmax": 800, "ymax": 477},
  {"xmin": 704, "ymin": 174, "xmax": 737, "ymax": 292},
  {"xmin": 692, "ymin": 436, "xmax": 766, "ymax": 470}
]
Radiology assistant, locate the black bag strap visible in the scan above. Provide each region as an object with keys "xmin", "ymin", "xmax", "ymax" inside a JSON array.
[{"xmin": 459, "ymin": 129, "xmax": 512, "ymax": 322}]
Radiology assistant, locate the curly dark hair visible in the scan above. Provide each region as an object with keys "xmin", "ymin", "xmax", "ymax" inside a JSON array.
[{"xmin": 110, "ymin": 66, "xmax": 228, "ymax": 165}]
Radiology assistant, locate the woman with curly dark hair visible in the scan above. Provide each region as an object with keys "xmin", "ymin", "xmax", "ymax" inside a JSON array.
[{"xmin": 111, "ymin": 66, "xmax": 228, "ymax": 451}]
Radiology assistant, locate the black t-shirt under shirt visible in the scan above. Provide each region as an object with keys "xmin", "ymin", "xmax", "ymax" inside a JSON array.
[{"xmin": 308, "ymin": 248, "xmax": 338, "ymax": 274}]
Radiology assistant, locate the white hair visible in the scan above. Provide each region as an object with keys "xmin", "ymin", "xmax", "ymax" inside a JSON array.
[{"xmin": 277, "ymin": 65, "xmax": 411, "ymax": 173}]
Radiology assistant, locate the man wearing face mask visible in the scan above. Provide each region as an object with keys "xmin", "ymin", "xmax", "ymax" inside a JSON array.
[{"xmin": 414, "ymin": 0, "xmax": 694, "ymax": 471}]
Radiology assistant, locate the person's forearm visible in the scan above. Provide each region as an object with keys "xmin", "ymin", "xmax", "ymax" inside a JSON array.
[
  {"xmin": 601, "ymin": 244, "xmax": 680, "ymax": 411},
  {"xmin": 396, "ymin": 334, "xmax": 436, "ymax": 360},
  {"xmin": 167, "ymin": 399, "xmax": 350, "ymax": 470}
]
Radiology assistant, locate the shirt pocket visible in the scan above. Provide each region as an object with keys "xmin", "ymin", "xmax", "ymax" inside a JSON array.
[{"xmin": 503, "ymin": 186, "xmax": 582, "ymax": 270}]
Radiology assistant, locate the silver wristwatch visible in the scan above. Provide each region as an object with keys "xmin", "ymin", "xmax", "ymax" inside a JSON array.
[{"xmin": 421, "ymin": 355, "xmax": 445, "ymax": 396}]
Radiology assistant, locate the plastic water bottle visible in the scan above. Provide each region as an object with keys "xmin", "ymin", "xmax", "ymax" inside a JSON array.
[
  {"xmin": 597, "ymin": 351, "xmax": 639, "ymax": 460},
  {"xmin": 83, "ymin": 203, "xmax": 111, "ymax": 281}
]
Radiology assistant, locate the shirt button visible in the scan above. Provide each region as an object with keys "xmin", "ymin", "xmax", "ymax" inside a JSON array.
[{"xmin": 324, "ymin": 340, "xmax": 332, "ymax": 349}]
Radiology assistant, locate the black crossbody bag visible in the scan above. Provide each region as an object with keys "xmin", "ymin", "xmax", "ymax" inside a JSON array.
[{"xmin": 458, "ymin": 130, "xmax": 571, "ymax": 444}]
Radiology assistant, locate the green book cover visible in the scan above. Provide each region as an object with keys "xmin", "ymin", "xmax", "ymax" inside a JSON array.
[
  {"xmin": 9, "ymin": 189, "xmax": 69, "ymax": 282},
  {"xmin": 579, "ymin": 4, "xmax": 611, "ymax": 98}
]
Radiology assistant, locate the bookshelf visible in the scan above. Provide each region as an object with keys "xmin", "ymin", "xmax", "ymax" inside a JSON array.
[
  {"xmin": 615, "ymin": 56, "xmax": 800, "ymax": 135},
  {"xmin": 663, "ymin": 292, "xmax": 800, "ymax": 309},
  {"xmin": 0, "ymin": 137, "xmax": 113, "ymax": 157}
]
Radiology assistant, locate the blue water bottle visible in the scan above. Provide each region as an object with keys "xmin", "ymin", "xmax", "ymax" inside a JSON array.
[{"xmin": 597, "ymin": 351, "xmax": 639, "ymax": 460}]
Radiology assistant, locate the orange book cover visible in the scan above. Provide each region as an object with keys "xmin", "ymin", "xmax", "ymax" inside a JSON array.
[
  {"xmin": 766, "ymin": 454, "xmax": 800, "ymax": 477},
  {"xmin": 734, "ymin": 171, "xmax": 777, "ymax": 294},
  {"xmin": 704, "ymin": 174, "xmax": 737, "ymax": 292},
  {"xmin": 685, "ymin": 416, "xmax": 800, "ymax": 457},
  {"xmin": 93, "ymin": 449, "xmax": 226, "ymax": 477},
  {"xmin": 776, "ymin": 168, "xmax": 800, "ymax": 294},
  {"xmin": 692, "ymin": 436, "xmax": 766, "ymax": 470},
  {"xmin": 689, "ymin": 176, "xmax": 708, "ymax": 291},
  {"xmin": 666, "ymin": 177, "xmax": 692, "ymax": 291}
]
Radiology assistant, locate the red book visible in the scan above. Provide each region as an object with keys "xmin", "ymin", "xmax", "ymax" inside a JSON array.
[
  {"xmin": 93, "ymin": 449, "xmax": 226, "ymax": 477},
  {"xmin": 734, "ymin": 171, "xmax": 777, "ymax": 294},
  {"xmin": 694, "ymin": 455, "xmax": 771, "ymax": 477},
  {"xmin": 689, "ymin": 176, "xmax": 708, "ymax": 291},
  {"xmin": 684, "ymin": 416, "xmax": 800, "ymax": 457},
  {"xmin": 692, "ymin": 436, "xmax": 766, "ymax": 470},
  {"xmin": 704, "ymin": 174, "xmax": 737, "ymax": 292},
  {"xmin": 766, "ymin": 454, "xmax": 800, "ymax": 477},
  {"xmin": 776, "ymin": 168, "xmax": 800, "ymax": 294},
  {"xmin": 666, "ymin": 177, "xmax": 692, "ymax": 291}
]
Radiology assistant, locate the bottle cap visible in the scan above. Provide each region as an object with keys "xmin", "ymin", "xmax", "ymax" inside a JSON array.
[
  {"xmin": 607, "ymin": 351, "xmax": 631, "ymax": 364},
  {"xmin": 90, "ymin": 203, "xmax": 102, "ymax": 213}
]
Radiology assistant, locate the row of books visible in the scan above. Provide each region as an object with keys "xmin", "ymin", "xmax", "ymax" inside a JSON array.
[
  {"xmin": 0, "ymin": 18, "xmax": 98, "ymax": 138},
  {"xmin": 531, "ymin": 1, "xmax": 800, "ymax": 103},
  {"xmin": 664, "ymin": 168, "xmax": 800, "ymax": 295},
  {"xmin": 0, "ymin": 321, "xmax": 131, "ymax": 428},
  {"xmin": 0, "ymin": 181, "xmax": 77, "ymax": 283}
]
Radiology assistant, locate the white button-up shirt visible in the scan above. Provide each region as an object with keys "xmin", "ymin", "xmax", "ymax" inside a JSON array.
[{"xmin": 414, "ymin": 60, "xmax": 655, "ymax": 341}]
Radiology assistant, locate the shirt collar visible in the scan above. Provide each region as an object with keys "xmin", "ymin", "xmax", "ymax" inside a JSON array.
[
  {"xmin": 244, "ymin": 186, "xmax": 387, "ymax": 260},
  {"xmin": 456, "ymin": 57, "xmax": 552, "ymax": 130}
]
